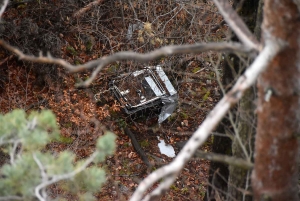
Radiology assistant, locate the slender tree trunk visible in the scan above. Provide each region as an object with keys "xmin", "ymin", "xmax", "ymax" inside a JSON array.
[
  {"xmin": 252, "ymin": 1, "xmax": 300, "ymax": 200},
  {"xmin": 227, "ymin": 1, "xmax": 261, "ymax": 200},
  {"xmin": 205, "ymin": 125, "xmax": 231, "ymax": 200},
  {"xmin": 205, "ymin": 1, "xmax": 260, "ymax": 200},
  {"xmin": 228, "ymin": 87, "xmax": 255, "ymax": 201}
]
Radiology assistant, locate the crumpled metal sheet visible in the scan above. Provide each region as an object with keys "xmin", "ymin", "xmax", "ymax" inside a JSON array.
[
  {"xmin": 154, "ymin": 66, "xmax": 178, "ymax": 123},
  {"xmin": 158, "ymin": 94, "xmax": 178, "ymax": 124}
]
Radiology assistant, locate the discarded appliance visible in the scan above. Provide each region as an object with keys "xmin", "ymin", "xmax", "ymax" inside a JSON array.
[{"xmin": 109, "ymin": 65, "xmax": 178, "ymax": 123}]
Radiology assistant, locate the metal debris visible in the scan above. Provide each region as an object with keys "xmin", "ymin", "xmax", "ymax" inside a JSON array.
[{"xmin": 109, "ymin": 65, "xmax": 178, "ymax": 123}]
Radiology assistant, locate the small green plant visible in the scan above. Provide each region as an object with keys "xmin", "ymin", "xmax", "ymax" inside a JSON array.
[
  {"xmin": 202, "ymin": 91, "xmax": 210, "ymax": 101},
  {"xmin": 75, "ymin": 60, "xmax": 82, "ymax": 65},
  {"xmin": 86, "ymin": 40, "xmax": 94, "ymax": 52},
  {"xmin": 107, "ymin": 64, "xmax": 120, "ymax": 73},
  {"xmin": 140, "ymin": 140, "xmax": 149, "ymax": 148},
  {"xmin": 64, "ymin": 121, "xmax": 73, "ymax": 128},
  {"xmin": 117, "ymin": 118, "xmax": 127, "ymax": 128},
  {"xmin": 109, "ymin": 109, "xmax": 119, "ymax": 118},
  {"xmin": 181, "ymin": 187, "xmax": 189, "ymax": 194},
  {"xmin": 0, "ymin": 109, "xmax": 116, "ymax": 201},
  {"xmin": 192, "ymin": 67, "xmax": 201, "ymax": 73},
  {"xmin": 196, "ymin": 184, "xmax": 206, "ymax": 199},
  {"xmin": 170, "ymin": 185, "xmax": 179, "ymax": 191},
  {"xmin": 123, "ymin": 142, "xmax": 131, "ymax": 148},
  {"xmin": 59, "ymin": 136, "xmax": 74, "ymax": 144},
  {"xmin": 83, "ymin": 76, "xmax": 90, "ymax": 81},
  {"xmin": 167, "ymin": 113, "xmax": 177, "ymax": 122},
  {"xmin": 180, "ymin": 112, "xmax": 188, "ymax": 120},
  {"xmin": 199, "ymin": 190, "xmax": 206, "ymax": 199},
  {"xmin": 66, "ymin": 46, "xmax": 77, "ymax": 56}
]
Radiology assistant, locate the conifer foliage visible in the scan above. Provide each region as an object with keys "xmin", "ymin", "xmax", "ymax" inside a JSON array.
[{"xmin": 0, "ymin": 109, "xmax": 116, "ymax": 201}]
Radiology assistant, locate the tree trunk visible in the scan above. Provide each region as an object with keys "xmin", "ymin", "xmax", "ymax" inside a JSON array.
[{"xmin": 252, "ymin": 1, "xmax": 300, "ymax": 200}]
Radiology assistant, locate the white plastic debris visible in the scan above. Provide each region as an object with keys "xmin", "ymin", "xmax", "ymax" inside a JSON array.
[{"xmin": 157, "ymin": 137, "xmax": 175, "ymax": 158}]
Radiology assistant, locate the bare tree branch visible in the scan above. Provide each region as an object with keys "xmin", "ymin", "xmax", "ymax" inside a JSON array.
[
  {"xmin": 0, "ymin": 40, "xmax": 255, "ymax": 87},
  {"xmin": 130, "ymin": 38, "xmax": 284, "ymax": 201},
  {"xmin": 0, "ymin": 0, "xmax": 8, "ymax": 18},
  {"xmin": 33, "ymin": 154, "xmax": 49, "ymax": 201},
  {"xmin": 0, "ymin": 196, "xmax": 23, "ymax": 201},
  {"xmin": 194, "ymin": 150, "xmax": 253, "ymax": 170},
  {"xmin": 73, "ymin": 0, "xmax": 105, "ymax": 18},
  {"xmin": 176, "ymin": 141, "xmax": 253, "ymax": 169},
  {"xmin": 213, "ymin": 0, "xmax": 261, "ymax": 51}
]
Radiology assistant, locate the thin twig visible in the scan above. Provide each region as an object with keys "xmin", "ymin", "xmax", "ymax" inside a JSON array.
[
  {"xmin": 0, "ymin": 0, "xmax": 8, "ymax": 19},
  {"xmin": 119, "ymin": 0, "xmax": 125, "ymax": 28},
  {"xmin": 34, "ymin": 151, "xmax": 98, "ymax": 201},
  {"xmin": 194, "ymin": 150, "xmax": 253, "ymax": 169},
  {"xmin": 175, "ymin": 142, "xmax": 252, "ymax": 169},
  {"xmin": 213, "ymin": 0, "xmax": 261, "ymax": 51},
  {"xmin": 73, "ymin": 0, "xmax": 105, "ymax": 18},
  {"xmin": 128, "ymin": 0, "xmax": 138, "ymax": 20},
  {"xmin": 10, "ymin": 140, "xmax": 20, "ymax": 165}
]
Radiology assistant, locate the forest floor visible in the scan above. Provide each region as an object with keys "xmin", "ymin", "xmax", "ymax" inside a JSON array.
[{"xmin": 0, "ymin": 1, "xmax": 226, "ymax": 200}]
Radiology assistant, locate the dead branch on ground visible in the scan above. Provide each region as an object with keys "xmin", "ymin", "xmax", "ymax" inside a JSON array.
[{"xmin": 124, "ymin": 127, "xmax": 152, "ymax": 168}]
